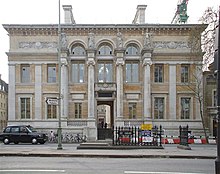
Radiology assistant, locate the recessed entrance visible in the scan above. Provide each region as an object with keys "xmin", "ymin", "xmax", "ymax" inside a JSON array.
[{"xmin": 97, "ymin": 101, "xmax": 114, "ymax": 140}]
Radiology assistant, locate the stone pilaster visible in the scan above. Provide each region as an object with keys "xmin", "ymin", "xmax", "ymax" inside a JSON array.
[
  {"xmin": 60, "ymin": 52, "xmax": 69, "ymax": 120},
  {"xmin": 115, "ymin": 50, "xmax": 125, "ymax": 119},
  {"xmin": 169, "ymin": 64, "xmax": 177, "ymax": 119},
  {"xmin": 87, "ymin": 51, "xmax": 96, "ymax": 119},
  {"xmin": 35, "ymin": 64, "xmax": 42, "ymax": 120},
  {"xmin": 8, "ymin": 63, "xmax": 16, "ymax": 121},
  {"xmin": 142, "ymin": 49, "xmax": 153, "ymax": 122}
]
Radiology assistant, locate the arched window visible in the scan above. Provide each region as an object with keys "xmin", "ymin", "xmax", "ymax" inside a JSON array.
[
  {"xmin": 71, "ymin": 45, "xmax": 86, "ymax": 55},
  {"xmin": 98, "ymin": 45, "xmax": 112, "ymax": 55},
  {"xmin": 125, "ymin": 45, "xmax": 139, "ymax": 55}
]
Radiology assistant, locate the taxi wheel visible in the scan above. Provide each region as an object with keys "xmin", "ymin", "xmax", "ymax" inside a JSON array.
[
  {"xmin": 3, "ymin": 138, "xmax": 10, "ymax": 144},
  {"xmin": 32, "ymin": 138, "xmax": 38, "ymax": 144}
]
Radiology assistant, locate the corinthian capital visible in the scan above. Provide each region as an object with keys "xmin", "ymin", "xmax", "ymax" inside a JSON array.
[
  {"xmin": 87, "ymin": 58, "xmax": 95, "ymax": 66},
  {"xmin": 116, "ymin": 59, "xmax": 124, "ymax": 66},
  {"xmin": 61, "ymin": 58, "xmax": 68, "ymax": 66},
  {"xmin": 142, "ymin": 58, "xmax": 152, "ymax": 66}
]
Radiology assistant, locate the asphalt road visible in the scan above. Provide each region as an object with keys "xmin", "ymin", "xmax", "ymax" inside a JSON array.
[
  {"xmin": 0, "ymin": 156, "xmax": 215, "ymax": 174},
  {"xmin": 0, "ymin": 143, "xmax": 217, "ymax": 173}
]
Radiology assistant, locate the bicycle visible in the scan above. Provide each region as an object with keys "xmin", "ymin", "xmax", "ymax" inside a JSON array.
[{"xmin": 74, "ymin": 133, "xmax": 87, "ymax": 143}]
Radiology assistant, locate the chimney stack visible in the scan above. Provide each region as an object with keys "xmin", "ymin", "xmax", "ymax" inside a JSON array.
[
  {"xmin": 132, "ymin": 5, "xmax": 147, "ymax": 24},
  {"xmin": 62, "ymin": 5, "xmax": 75, "ymax": 24}
]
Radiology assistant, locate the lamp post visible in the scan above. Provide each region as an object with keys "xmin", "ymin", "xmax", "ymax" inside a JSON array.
[
  {"xmin": 57, "ymin": 0, "xmax": 63, "ymax": 150},
  {"xmin": 215, "ymin": 6, "xmax": 220, "ymax": 173}
]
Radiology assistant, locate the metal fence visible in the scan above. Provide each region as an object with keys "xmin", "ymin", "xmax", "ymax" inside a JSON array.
[{"xmin": 112, "ymin": 125, "xmax": 163, "ymax": 146}]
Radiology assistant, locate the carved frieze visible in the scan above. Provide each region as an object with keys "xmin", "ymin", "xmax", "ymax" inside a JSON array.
[
  {"xmin": 19, "ymin": 42, "xmax": 58, "ymax": 49},
  {"xmin": 153, "ymin": 41, "xmax": 189, "ymax": 49},
  {"xmin": 18, "ymin": 41, "xmax": 189, "ymax": 50}
]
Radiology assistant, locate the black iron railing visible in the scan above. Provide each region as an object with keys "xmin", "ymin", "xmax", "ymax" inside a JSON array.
[{"xmin": 112, "ymin": 125, "xmax": 163, "ymax": 146}]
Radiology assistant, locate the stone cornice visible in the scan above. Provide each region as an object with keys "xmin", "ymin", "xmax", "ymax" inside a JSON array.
[
  {"xmin": 3, "ymin": 24, "xmax": 207, "ymax": 35},
  {"xmin": 152, "ymin": 52, "xmax": 202, "ymax": 57},
  {"xmin": 6, "ymin": 52, "xmax": 57, "ymax": 56}
]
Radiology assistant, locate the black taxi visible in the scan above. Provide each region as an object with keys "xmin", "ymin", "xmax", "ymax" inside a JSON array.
[{"xmin": 0, "ymin": 125, "xmax": 47, "ymax": 144}]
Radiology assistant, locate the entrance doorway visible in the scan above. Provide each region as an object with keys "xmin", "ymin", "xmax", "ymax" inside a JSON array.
[{"xmin": 97, "ymin": 101, "xmax": 114, "ymax": 140}]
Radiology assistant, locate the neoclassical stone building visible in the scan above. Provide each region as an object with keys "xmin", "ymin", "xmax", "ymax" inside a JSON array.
[{"xmin": 3, "ymin": 5, "xmax": 207, "ymax": 140}]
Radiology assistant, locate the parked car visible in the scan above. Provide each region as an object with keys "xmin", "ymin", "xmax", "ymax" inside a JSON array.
[{"xmin": 0, "ymin": 125, "xmax": 47, "ymax": 145}]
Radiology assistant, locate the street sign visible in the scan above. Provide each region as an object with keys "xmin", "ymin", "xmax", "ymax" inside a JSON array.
[{"xmin": 46, "ymin": 98, "xmax": 59, "ymax": 105}]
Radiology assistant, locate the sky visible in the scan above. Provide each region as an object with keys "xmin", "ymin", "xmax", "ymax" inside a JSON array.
[{"xmin": 0, "ymin": 0, "xmax": 219, "ymax": 83}]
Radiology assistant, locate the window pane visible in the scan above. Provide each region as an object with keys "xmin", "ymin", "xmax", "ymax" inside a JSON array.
[
  {"xmin": 75, "ymin": 103, "xmax": 82, "ymax": 118},
  {"xmin": 213, "ymin": 90, "xmax": 217, "ymax": 107},
  {"xmin": 129, "ymin": 103, "xmax": 136, "ymax": 119},
  {"xmin": 98, "ymin": 63, "xmax": 113, "ymax": 83},
  {"xmin": 47, "ymin": 102, "xmax": 57, "ymax": 119},
  {"xmin": 21, "ymin": 66, "xmax": 30, "ymax": 83},
  {"xmin": 48, "ymin": 65, "xmax": 56, "ymax": 83},
  {"xmin": 98, "ymin": 64, "xmax": 104, "ymax": 82},
  {"xmin": 79, "ymin": 64, "xmax": 84, "ymax": 83},
  {"xmin": 154, "ymin": 98, "xmax": 164, "ymax": 119},
  {"xmin": 181, "ymin": 98, "xmax": 190, "ymax": 119},
  {"xmin": 72, "ymin": 63, "xmax": 84, "ymax": 83},
  {"xmin": 20, "ymin": 98, "xmax": 30, "ymax": 119},
  {"xmin": 126, "ymin": 64, "xmax": 132, "ymax": 82},
  {"xmin": 181, "ymin": 65, "xmax": 189, "ymax": 83},
  {"xmin": 126, "ymin": 63, "xmax": 139, "ymax": 83},
  {"xmin": 133, "ymin": 64, "xmax": 139, "ymax": 82},
  {"xmin": 99, "ymin": 45, "xmax": 112, "ymax": 55},
  {"xmin": 52, "ymin": 105, "xmax": 57, "ymax": 119},
  {"xmin": 26, "ymin": 98, "xmax": 30, "ymax": 119},
  {"xmin": 155, "ymin": 65, "xmax": 163, "ymax": 83},
  {"xmin": 72, "ymin": 64, "xmax": 78, "ymax": 82},
  {"xmin": 72, "ymin": 46, "xmax": 85, "ymax": 55},
  {"xmin": 126, "ymin": 46, "xmax": 139, "ymax": 55},
  {"xmin": 106, "ymin": 64, "xmax": 112, "ymax": 82}
]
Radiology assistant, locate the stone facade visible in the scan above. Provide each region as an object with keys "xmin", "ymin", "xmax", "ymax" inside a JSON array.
[
  {"xmin": 203, "ymin": 64, "xmax": 217, "ymax": 137},
  {"xmin": 0, "ymin": 75, "xmax": 8, "ymax": 130},
  {"xmin": 3, "ymin": 5, "xmax": 207, "ymax": 139}
]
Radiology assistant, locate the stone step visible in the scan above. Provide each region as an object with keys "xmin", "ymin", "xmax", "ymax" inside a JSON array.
[{"xmin": 80, "ymin": 142, "xmax": 110, "ymax": 146}]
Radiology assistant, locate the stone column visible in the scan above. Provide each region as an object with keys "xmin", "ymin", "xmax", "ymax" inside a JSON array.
[
  {"xmin": 87, "ymin": 56, "xmax": 95, "ymax": 119},
  {"xmin": 142, "ymin": 55, "xmax": 152, "ymax": 121},
  {"xmin": 8, "ymin": 63, "xmax": 16, "ymax": 121},
  {"xmin": 60, "ymin": 55, "xmax": 69, "ymax": 119},
  {"xmin": 169, "ymin": 64, "xmax": 177, "ymax": 119},
  {"xmin": 86, "ymin": 52, "xmax": 97, "ymax": 141},
  {"xmin": 35, "ymin": 64, "xmax": 42, "ymax": 120},
  {"xmin": 116, "ymin": 56, "xmax": 124, "ymax": 119}
]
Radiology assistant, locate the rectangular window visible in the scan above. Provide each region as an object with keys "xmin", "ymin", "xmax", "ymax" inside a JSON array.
[
  {"xmin": 154, "ymin": 64, "xmax": 163, "ymax": 83},
  {"xmin": 181, "ymin": 98, "xmax": 191, "ymax": 119},
  {"xmin": 154, "ymin": 97, "xmax": 164, "ymax": 119},
  {"xmin": 72, "ymin": 63, "xmax": 84, "ymax": 83},
  {"xmin": 47, "ymin": 104, "xmax": 57, "ymax": 119},
  {"xmin": 21, "ymin": 65, "xmax": 30, "ymax": 83},
  {"xmin": 126, "ymin": 62, "xmax": 139, "ymax": 83},
  {"xmin": 181, "ymin": 65, "xmax": 189, "ymax": 83},
  {"xmin": 213, "ymin": 90, "xmax": 217, "ymax": 107},
  {"xmin": 20, "ymin": 98, "xmax": 30, "ymax": 119},
  {"xmin": 47, "ymin": 65, "xmax": 57, "ymax": 83},
  {"xmin": 75, "ymin": 103, "xmax": 82, "ymax": 118},
  {"xmin": 98, "ymin": 63, "xmax": 113, "ymax": 82},
  {"xmin": 128, "ymin": 103, "xmax": 137, "ymax": 119}
]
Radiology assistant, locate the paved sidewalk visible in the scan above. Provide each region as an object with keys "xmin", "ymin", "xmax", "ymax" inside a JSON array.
[{"xmin": 0, "ymin": 143, "xmax": 217, "ymax": 159}]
